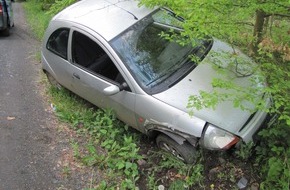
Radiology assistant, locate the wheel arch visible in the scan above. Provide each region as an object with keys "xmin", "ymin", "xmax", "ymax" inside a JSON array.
[{"xmin": 146, "ymin": 124, "xmax": 199, "ymax": 147}]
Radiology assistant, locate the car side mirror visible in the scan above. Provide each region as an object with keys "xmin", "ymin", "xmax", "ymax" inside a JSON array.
[{"xmin": 103, "ymin": 85, "xmax": 120, "ymax": 96}]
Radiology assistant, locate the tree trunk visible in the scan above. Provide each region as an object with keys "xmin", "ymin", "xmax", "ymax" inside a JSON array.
[{"xmin": 251, "ymin": 9, "xmax": 266, "ymax": 55}]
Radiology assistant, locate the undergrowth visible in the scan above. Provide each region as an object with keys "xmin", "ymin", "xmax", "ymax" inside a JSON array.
[
  {"xmin": 256, "ymin": 121, "xmax": 290, "ymax": 190},
  {"xmin": 49, "ymin": 87, "xmax": 205, "ymax": 189},
  {"xmin": 22, "ymin": 1, "xmax": 52, "ymax": 40},
  {"xmin": 49, "ymin": 87, "xmax": 142, "ymax": 189}
]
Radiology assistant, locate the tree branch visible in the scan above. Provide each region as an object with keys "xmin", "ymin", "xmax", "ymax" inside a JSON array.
[{"xmin": 265, "ymin": 13, "xmax": 290, "ymax": 18}]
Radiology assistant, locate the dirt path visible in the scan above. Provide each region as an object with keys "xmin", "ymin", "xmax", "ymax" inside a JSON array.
[{"xmin": 0, "ymin": 2, "xmax": 59, "ymax": 189}]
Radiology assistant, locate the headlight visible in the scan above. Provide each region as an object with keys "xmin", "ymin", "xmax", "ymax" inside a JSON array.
[{"xmin": 201, "ymin": 124, "xmax": 240, "ymax": 150}]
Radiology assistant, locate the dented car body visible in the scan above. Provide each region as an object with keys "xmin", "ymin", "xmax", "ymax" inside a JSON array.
[{"xmin": 41, "ymin": 0, "xmax": 270, "ymax": 163}]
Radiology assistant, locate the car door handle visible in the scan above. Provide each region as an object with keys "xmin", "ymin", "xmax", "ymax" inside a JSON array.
[{"xmin": 73, "ymin": 73, "xmax": 80, "ymax": 79}]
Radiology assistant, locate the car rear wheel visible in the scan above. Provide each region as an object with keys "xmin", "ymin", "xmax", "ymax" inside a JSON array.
[
  {"xmin": 46, "ymin": 72, "xmax": 62, "ymax": 90},
  {"xmin": 2, "ymin": 28, "xmax": 9, "ymax": 36},
  {"xmin": 156, "ymin": 134, "xmax": 197, "ymax": 164},
  {"xmin": 2, "ymin": 18, "xmax": 10, "ymax": 36}
]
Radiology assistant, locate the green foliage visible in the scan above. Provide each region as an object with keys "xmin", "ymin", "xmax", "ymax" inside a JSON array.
[
  {"xmin": 255, "ymin": 121, "xmax": 290, "ymax": 190},
  {"xmin": 23, "ymin": 0, "xmax": 52, "ymax": 40},
  {"xmin": 146, "ymin": 150, "xmax": 204, "ymax": 189},
  {"xmin": 49, "ymin": 87, "xmax": 203, "ymax": 189},
  {"xmin": 258, "ymin": 53, "xmax": 290, "ymax": 124},
  {"xmin": 140, "ymin": 0, "xmax": 289, "ymax": 42},
  {"xmin": 26, "ymin": 0, "xmax": 76, "ymax": 13},
  {"xmin": 46, "ymin": 0, "xmax": 77, "ymax": 15},
  {"xmin": 234, "ymin": 142, "xmax": 254, "ymax": 160},
  {"xmin": 40, "ymin": 0, "xmax": 55, "ymax": 10},
  {"xmin": 50, "ymin": 87, "xmax": 142, "ymax": 189},
  {"xmin": 140, "ymin": 0, "xmax": 290, "ymax": 120}
]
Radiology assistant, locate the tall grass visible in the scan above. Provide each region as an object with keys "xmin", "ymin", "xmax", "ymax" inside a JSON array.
[{"xmin": 23, "ymin": 0, "xmax": 52, "ymax": 40}]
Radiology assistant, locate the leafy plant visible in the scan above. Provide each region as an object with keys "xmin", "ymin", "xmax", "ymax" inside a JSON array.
[
  {"xmin": 47, "ymin": 0, "xmax": 77, "ymax": 15},
  {"xmin": 71, "ymin": 140, "xmax": 81, "ymax": 159},
  {"xmin": 23, "ymin": 0, "xmax": 52, "ymax": 39},
  {"xmin": 255, "ymin": 121, "xmax": 290, "ymax": 190},
  {"xmin": 49, "ymin": 87, "xmax": 143, "ymax": 189},
  {"xmin": 146, "ymin": 150, "xmax": 204, "ymax": 189},
  {"xmin": 234, "ymin": 142, "xmax": 255, "ymax": 161}
]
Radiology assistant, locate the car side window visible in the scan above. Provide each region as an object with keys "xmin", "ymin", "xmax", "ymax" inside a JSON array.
[
  {"xmin": 46, "ymin": 28, "xmax": 69, "ymax": 59},
  {"xmin": 71, "ymin": 31, "xmax": 126, "ymax": 85}
]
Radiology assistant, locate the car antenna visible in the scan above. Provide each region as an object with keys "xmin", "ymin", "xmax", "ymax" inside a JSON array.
[
  {"xmin": 105, "ymin": 0, "xmax": 138, "ymax": 20},
  {"xmin": 123, "ymin": 9, "xmax": 138, "ymax": 20}
]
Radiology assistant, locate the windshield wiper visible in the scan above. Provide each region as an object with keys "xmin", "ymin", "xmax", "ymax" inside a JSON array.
[
  {"xmin": 146, "ymin": 64, "xmax": 180, "ymax": 86},
  {"xmin": 146, "ymin": 49, "xmax": 194, "ymax": 87}
]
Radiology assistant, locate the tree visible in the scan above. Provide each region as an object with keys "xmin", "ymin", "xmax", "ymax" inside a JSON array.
[{"xmin": 140, "ymin": 0, "xmax": 290, "ymax": 123}]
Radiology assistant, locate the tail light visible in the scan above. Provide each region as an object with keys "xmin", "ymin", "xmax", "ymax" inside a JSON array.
[{"xmin": 0, "ymin": 4, "xmax": 3, "ymax": 14}]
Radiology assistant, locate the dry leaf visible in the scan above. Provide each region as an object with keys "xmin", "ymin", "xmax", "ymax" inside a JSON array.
[{"xmin": 7, "ymin": 116, "xmax": 16, "ymax": 120}]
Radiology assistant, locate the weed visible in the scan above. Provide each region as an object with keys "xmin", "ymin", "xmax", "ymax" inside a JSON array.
[
  {"xmin": 145, "ymin": 150, "xmax": 204, "ymax": 189},
  {"xmin": 71, "ymin": 140, "xmax": 81, "ymax": 159},
  {"xmin": 147, "ymin": 172, "xmax": 158, "ymax": 190},
  {"xmin": 48, "ymin": 87, "xmax": 144, "ymax": 188},
  {"xmin": 62, "ymin": 164, "xmax": 71, "ymax": 178},
  {"xmin": 234, "ymin": 141, "xmax": 255, "ymax": 160},
  {"xmin": 255, "ymin": 120, "xmax": 290, "ymax": 190},
  {"xmin": 23, "ymin": 0, "xmax": 52, "ymax": 40}
]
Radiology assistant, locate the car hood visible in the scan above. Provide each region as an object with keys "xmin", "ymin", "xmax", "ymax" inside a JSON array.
[{"xmin": 152, "ymin": 39, "xmax": 263, "ymax": 134}]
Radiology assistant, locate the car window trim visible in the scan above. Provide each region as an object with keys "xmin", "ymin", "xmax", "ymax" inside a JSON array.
[{"xmin": 46, "ymin": 27, "xmax": 70, "ymax": 60}]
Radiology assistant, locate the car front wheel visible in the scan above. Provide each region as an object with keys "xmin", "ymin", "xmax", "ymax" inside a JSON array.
[{"xmin": 156, "ymin": 134, "xmax": 197, "ymax": 164}]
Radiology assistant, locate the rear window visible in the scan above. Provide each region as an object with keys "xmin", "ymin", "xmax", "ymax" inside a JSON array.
[{"xmin": 46, "ymin": 28, "xmax": 69, "ymax": 59}]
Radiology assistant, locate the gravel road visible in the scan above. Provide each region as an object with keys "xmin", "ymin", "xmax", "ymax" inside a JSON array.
[{"xmin": 0, "ymin": 2, "xmax": 59, "ymax": 189}]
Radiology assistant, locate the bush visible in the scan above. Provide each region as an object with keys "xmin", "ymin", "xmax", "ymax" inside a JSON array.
[{"xmin": 256, "ymin": 121, "xmax": 290, "ymax": 190}]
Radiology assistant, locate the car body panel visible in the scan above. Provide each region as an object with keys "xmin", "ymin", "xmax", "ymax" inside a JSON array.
[
  {"xmin": 53, "ymin": 0, "xmax": 155, "ymax": 41},
  {"xmin": 135, "ymin": 94, "xmax": 206, "ymax": 136},
  {"xmin": 152, "ymin": 39, "xmax": 264, "ymax": 136}
]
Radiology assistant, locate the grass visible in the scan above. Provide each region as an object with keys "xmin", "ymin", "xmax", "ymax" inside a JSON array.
[
  {"xmin": 22, "ymin": 1, "xmax": 52, "ymax": 40},
  {"xmin": 47, "ymin": 86, "xmax": 207, "ymax": 189}
]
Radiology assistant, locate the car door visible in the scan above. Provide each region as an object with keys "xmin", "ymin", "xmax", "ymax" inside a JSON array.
[{"xmin": 68, "ymin": 29, "xmax": 137, "ymax": 128}]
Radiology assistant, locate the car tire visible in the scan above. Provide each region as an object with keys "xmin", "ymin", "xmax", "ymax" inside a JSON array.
[
  {"xmin": 156, "ymin": 134, "xmax": 197, "ymax": 164},
  {"xmin": 2, "ymin": 27, "xmax": 10, "ymax": 36},
  {"xmin": 2, "ymin": 18, "xmax": 11, "ymax": 36},
  {"xmin": 46, "ymin": 72, "xmax": 62, "ymax": 90}
]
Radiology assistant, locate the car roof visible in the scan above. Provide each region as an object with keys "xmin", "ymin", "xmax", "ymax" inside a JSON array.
[{"xmin": 53, "ymin": 0, "xmax": 155, "ymax": 41}]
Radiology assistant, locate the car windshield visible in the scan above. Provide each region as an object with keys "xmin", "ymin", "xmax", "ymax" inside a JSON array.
[{"xmin": 110, "ymin": 9, "xmax": 210, "ymax": 93}]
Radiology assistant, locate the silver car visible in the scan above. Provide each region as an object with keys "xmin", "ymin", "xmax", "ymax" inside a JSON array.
[
  {"xmin": 0, "ymin": 0, "xmax": 13, "ymax": 36},
  {"xmin": 41, "ymin": 0, "xmax": 269, "ymax": 163}
]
